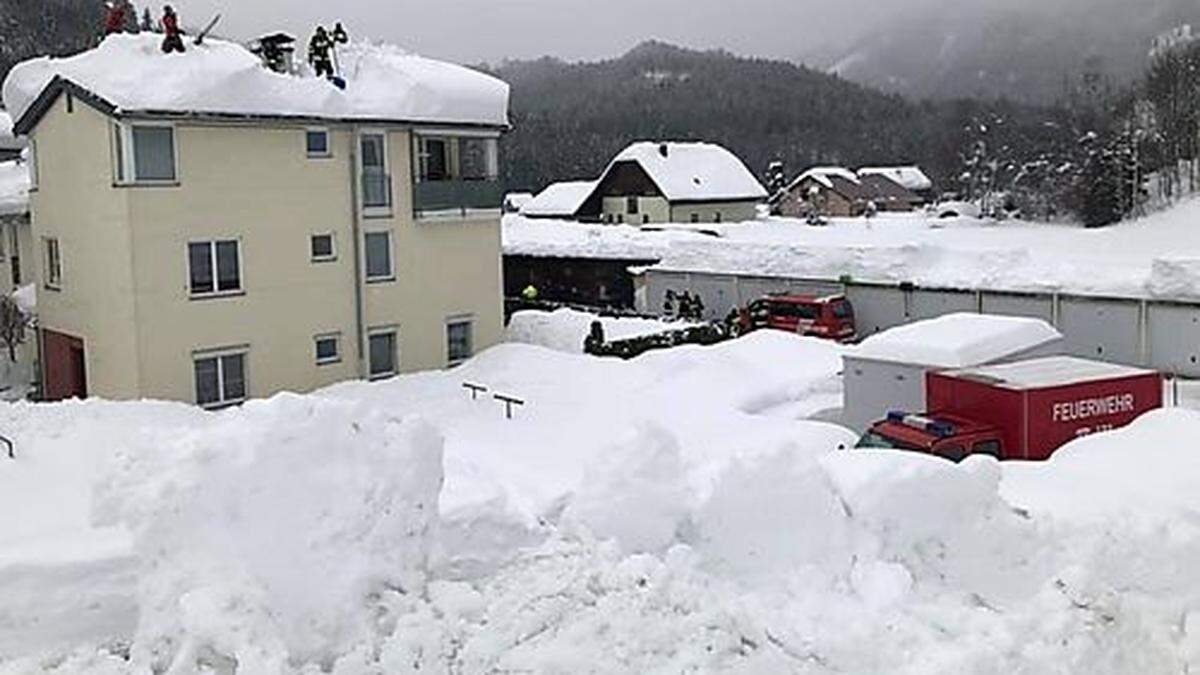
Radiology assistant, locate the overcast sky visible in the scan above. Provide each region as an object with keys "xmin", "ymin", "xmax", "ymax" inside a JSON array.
[{"xmin": 171, "ymin": 0, "xmax": 919, "ymax": 66}]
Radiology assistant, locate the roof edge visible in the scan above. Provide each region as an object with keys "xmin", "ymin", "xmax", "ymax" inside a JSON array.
[{"xmin": 13, "ymin": 76, "xmax": 119, "ymax": 135}]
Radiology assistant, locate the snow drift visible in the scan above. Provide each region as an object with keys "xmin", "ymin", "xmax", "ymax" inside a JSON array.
[{"xmin": 3, "ymin": 34, "xmax": 509, "ymax": 128}]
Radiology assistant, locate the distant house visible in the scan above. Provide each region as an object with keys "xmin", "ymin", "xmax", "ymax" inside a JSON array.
[
  {"xmin": 857, "ymin": 166, "xmax": 934, "ymax": 203},
  {"xmin": 521, "ymin": 181, "xmax": 597, "ymax": 220},
  {"xmin": 857, "ymin": 173, "xmax": 923, "ymax": 212},
  {"xmin": 574, "ymin": 142, "xmax": 767, "ymax": 225},
  {"xmin": 777, "ymin": 167, "xmax": 871, "ymax": 218}
]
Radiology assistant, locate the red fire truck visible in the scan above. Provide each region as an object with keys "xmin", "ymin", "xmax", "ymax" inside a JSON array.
[
  {"xmin": 857, "ymin": 357, "xmax": 1163, "ymax": 461},
  {"xmin": 734, "ymin": 294, "xmax": 856, "ymax": 342}
]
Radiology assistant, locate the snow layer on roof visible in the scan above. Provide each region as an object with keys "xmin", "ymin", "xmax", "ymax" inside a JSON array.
[
  {"xmin": 790, "ymin": 166, "xmax": 861, "ymax": 191},
  {"xmin": 0, "ymin": 159, "xmax": 30, "ymax": 216},
  {"xmin": 521, "ymin": 181, "xmax": 596, "ymax": 217},
  {"xmin": 850, "ymin": 313, "xmax": 1062, "ymax": 368},
  {"xmin": 858, "ymin": 166, "xmax": 933, "ymax": 192},
  {"xmin": 607, "ymin": 142, "xmax": 767, "ymax": 203},
  {"xmin": 3, "ymin": 34, "xmax": 509, "ymax": 129},
  {"xmin": 945, "ymin": 356, "xmax": 1154, "ymax": 390}
]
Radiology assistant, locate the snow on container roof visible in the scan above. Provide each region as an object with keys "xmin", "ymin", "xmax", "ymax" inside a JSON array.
[
  {"xmin": 3, "ymin": 34, "xmax": 509, "ymax": 132},
  {"xmin": 521, "ymin": 181, "xmax": 596, "ymax": 218},
  {"xmin": 603, "ymin": 142, "xmax": 767, "ymax": 203},
  {"xmin": 851, "ymin": 313, "xmax": 1062, "ymax": 368},
  {"xmin": 858, "ymin": 166, "xmax": 933, "ymax": 192},
  {"xmin": 942, "ymin": 356, "xmax": 1156, "ymax": 391}
]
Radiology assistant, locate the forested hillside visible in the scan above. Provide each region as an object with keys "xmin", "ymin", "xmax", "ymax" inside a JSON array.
[
  {"xmin": 0, "ymin": 0, "xmax": 102, "ymax": 85},
  {"xmin": 493, "ymin": 42, "xmax": 1084, "ymax": 194}
]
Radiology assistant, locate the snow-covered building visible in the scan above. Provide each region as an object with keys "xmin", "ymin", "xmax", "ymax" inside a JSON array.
[
  {"xmin": 777, "ymin": 167, "xmax": 872, "ymax": 218},
  {"xmin": 5, "ymin": 34, "xmax": 510, "ymax": 404},
  {"xmin": 502, "ymin": 192, "xmax": 534, "ymax": 214},
  {"xmin": 858, "ymin": 166, "xmax": 935, "ymax": 202},
  {"xmin": 520, "ymin": 181, "xmax": 597, "ymax": 220},
  {"xmin": 841, "ymin": 313, "xmax": 1063, "ymax": 431},
  {"xmin": 574, "ymin": 142, "xmax": 767, "ymax": 225}
]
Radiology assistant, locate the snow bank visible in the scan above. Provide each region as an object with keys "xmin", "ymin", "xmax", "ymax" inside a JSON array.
[
  {"xmin": 504, "ymin": 308, "xmax": 683, "ymax": 353},
  {"xmin": 852, "ymin": 312, "xmax": 1062, "ymax": 367},
  {"xmin": 5, "ymin": 337, "xmax": 1200, "ymax": 673},
  {"xmin": 504, "ymin": 196, "xmax": 1200, "ymax": 300},
  {"xmin": 3, "ymin": 34, "xmax": 508, "ymax": 128}
]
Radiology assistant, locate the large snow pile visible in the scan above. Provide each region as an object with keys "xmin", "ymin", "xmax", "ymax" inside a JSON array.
[
  {"xmin": 852, "ymin": 312, "xmax": 1062, "ymax": 367},
  {"xmin": 504, "ymin": 196, "xmax": 1200, "ymax": 299},
  {"xmin": 2, "ymin": 333, "xmax": 1199, "ymax": 673},
  {"xmin": 504, "ymin": 308, "xmax": 685, "ymax": 353},
  {"xmin": 3, "ymin": 34, "xmax": 508, "ymax": 128}
]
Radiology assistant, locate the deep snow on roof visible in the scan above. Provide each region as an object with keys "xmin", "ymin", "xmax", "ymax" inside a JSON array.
[
  {"xmin": 858, "ymin": 166, "xmax": 933, "ymax": 192},
  {"xmin": 521, "ymin": 181, "xmax": 596, "ymax": 217},
  {"xmin": 849, "ymin": 313, "xmax": 1063, "ymax": 368},
  {"xmin": 605, "ymin": 142, "xmax": 767, "ymax": 203},
  {"xmin": 3, "ymin": 34, "xmax": 509, "ymax": 129},
  {"xmin": 944, "ymin": 356, "xmax": 1155, "ymax": 390}
]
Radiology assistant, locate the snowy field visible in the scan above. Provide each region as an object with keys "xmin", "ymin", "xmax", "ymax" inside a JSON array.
[
  {"xmin": 2, "ymin": 316, "xmax": 1200, "ymax": 673},
  {"xmin": 505, "ymin": 200, "xmax": 1200, "ymax": 299}
]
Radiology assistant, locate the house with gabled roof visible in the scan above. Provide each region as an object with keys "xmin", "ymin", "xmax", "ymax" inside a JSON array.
[
  {"xmin": 776, "ymin": 167, "xmax": 872, "ymax": 218},
  {"xmin": 5, "ymin": 34, "xmax": 510, "ymax": 405},
  {"xmin": 574, "ymin": 142, "xmax": 767, "ymax": 225}
]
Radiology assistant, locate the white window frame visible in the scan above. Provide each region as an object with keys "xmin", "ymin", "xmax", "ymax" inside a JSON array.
[
  {"xmin": 114, "ymin": 121, "xmax": 179, "ymax": 185},
  {"xmin": 27, "ymin": 137, "xmax": 38, "ymax": 191},
  {"xmin": 314, "ymin": 333, "xmax": 341, "ymax": 365},
  {"xmin": 363, "ymin": 230, "xmax": 394, "ymax": 283},
  {"xmin": 193, "ymin": 347, "xmax": 249, "ymax": 410},
  {"xmin": 446, "ymin": 315, "xmax": 474, "ymax": 367},
  {"xmin": 358, "ymin": 130, "xmax": 391, "ymax": 217},
  {"xmin": 187, "ymin": 238, "xmax": 244, "ymax": 299},
  {"xmin": 305, "ymin": 127, "xmax": 331, "ymax": 158},
  {"xmin": 367, "ymin": 328, "xmax": 399, "ymax": 380},
  {"xmin": 42, "ymin": 236, "xmax": 61, "ymax": 290},
  {"xmin": 310, "ymin": 232, "xmax": 337, "ymax": 262}
]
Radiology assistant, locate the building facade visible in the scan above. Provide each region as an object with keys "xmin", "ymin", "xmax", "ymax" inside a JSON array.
[{"xmin": 21, "ymin": 87, "xmax": 505, "ymax": 406}]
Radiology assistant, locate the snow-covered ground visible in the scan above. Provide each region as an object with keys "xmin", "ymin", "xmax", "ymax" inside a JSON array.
[
  {"xmin": 505, "ymin": 308, "xmax": 686, "ymax": 353},
  {"xmin": 2, "ymin": 318, "xmax": 1200, "ymax": 673},
  {"xmin": 504, "ymin": 200, "xmax": 1200, "ymax": 299}
]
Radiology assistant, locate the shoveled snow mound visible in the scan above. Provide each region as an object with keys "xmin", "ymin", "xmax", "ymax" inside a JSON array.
[
  {"xmin": 3, "ymin": 34, "xmax": 508, "ymax": 128},
  {"xmin": 504, "ymin": 308, "xmax": 684, "ymax": 353},
  {"xmin": 852, "ymin": 312, "xmax": 1062, "ymax": 367},
  {"xmin": 3, "ymin": 337, "xmax": 1200, "ymax": 673}
]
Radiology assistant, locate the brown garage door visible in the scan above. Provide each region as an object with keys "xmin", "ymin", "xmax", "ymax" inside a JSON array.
[{"xmin": 41, "ymin": 329, "xmax": 87, "ymax": 401}]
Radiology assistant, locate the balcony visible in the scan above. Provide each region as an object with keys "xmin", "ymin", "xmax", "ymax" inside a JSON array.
[{"xmin": 413, "ymin": 179, "xmax": 503, "ymax": 218}]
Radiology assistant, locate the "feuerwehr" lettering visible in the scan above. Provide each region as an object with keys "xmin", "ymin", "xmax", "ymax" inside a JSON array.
[{"xmin": 1051, "ymin": 393, "xmax": 1135, "ymax": 423}]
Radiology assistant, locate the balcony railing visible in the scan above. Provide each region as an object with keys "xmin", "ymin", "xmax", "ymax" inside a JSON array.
[
  {"xmin": 362, "ymin": 171, "xmax": 392, "ymax": 211},
  {"xmin": 414, "ymin": 179, "xmax": 503, "ymax": 217}
]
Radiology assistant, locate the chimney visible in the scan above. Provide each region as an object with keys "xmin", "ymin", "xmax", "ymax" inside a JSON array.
[{"xmin": 658, "ymin": 143, "xmax": 669, "ymax": 158}]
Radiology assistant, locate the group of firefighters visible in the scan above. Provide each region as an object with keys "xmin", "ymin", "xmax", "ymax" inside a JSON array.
[{"xmin": 101, "ymin": 1, "xmax": 349, "ymax": 83}]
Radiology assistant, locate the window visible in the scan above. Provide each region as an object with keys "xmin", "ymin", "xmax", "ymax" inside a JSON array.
[
  {"xmin": 417, "ymin": 137, "xmax": 450, "ymax": 181},
  {"xmin": 690, "ymin": 213, "xmax": 700, "ymax": 223},
  {"xmin": 194, "ymin": 351, "xmax": 247, "ymax": 409},
  {"xmin": 642, "ymin": 214, "xmax": 650, "ymax": 225},
  {"xmin": 627, "ymin": 197, "xmax": 639, "ymax": 215},
  {"xmin": 27, "ymin": 138, "xmax": 38, "ymax": 190},
  {"xmin": 458, "ymin": 137, "xmax": 498, "ymax": 181},
  {"xmin": 616, "ymin": 213, "xmax": 624, "ymax": 224},
  {"xmin": 315, "ymin": 334, "xmax": 341, "ymax": 365},
  {"xmin": 10, "ymin": 225, "xmax": 20, "ymax": 286},
  {"xmin": 368, "ymin": 331, "xmax": 397, "ymax": 379},
  {"xmin": 306, "ymin": 129, "xmax": 330, "ymax": 157},
  {"xmin": 130, "ymin": 125, "xmax": 176, "ymax": 182},
  {"xmin": 360, "ymin": 132, "xmax": 391, "ymax": 210},
  {"xmin": 364, "ymin": 231, "xmax": 393, "ymax": 281},
  {"xmin": 310, "ymin": 233, "xmax": 336, "ymax": 262},
  {"xmin": 188, "ymin": 240, "xmax": 242, "ymax": 297},
  {"xmin": 447, "ymin": 319, "xmax": 473, "ymax": 366},
  {"xmin": 43, "ymin": 237, "xmax": 61, "ymax": 289}
]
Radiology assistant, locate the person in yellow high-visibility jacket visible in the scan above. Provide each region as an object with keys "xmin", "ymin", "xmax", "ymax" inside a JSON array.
[{"xmin": 521, "ymin": 284, "xmax": 539, "ymax": 302}]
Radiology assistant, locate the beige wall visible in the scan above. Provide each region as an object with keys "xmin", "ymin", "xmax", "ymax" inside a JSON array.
[
  {"xmin": 30, "ymin": 96, "xmax": 142, "ymax": 398},
  {"xmin": 29, "ymin": 97, "xmax": 503, "ymax": 404},
  {"xmin": 601, "ymin": 195, "xmax": 669, "ymax": 225},
  {"xmin": 670, "ymin": 201, "xmax": 758, "ymax": 224}
]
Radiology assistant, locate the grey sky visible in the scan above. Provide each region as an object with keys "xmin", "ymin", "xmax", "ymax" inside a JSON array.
[{"xmin": 172, "ymin": 0, "xmax": 915, "ymax": 66}]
